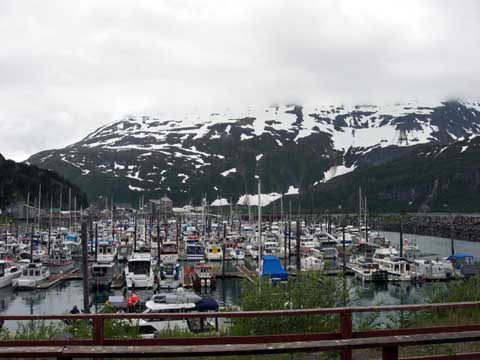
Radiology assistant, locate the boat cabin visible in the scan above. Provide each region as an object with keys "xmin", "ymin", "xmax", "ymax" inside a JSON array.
[{"xmin": 447, "ymin": 253, "xmax": 477, "ymax": 277}]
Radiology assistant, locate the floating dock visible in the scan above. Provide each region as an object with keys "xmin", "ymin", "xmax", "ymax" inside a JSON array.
[
  {"xmin": 36, "ymin": 268, "xmax": 81, "ymax": 289},
  {"xmin": 110, "ymin": 273, "xmax": 125, "ymax": 289}
]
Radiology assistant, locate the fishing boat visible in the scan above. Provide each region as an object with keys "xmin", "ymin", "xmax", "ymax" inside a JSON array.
[
  {"xmin": 160, "ymin": 241, "xmax": 179, "ymax": 264},
  {"xmin": 12, "ymin": 263, "xmax": 50, "ymax": 290},
  {"xmin": 89, "ymin": 262, "xmax": 117, "ymax": 290},
  {"xmin": 125, "ymin": 252, "xmax": 155, "ymax": 289},
  {"xmin": 117, "ymin": 242, "xmax": 133, "ymax": 262},
  {"xmin": 185, "ymin": 238, "xmax": 205, "ymax": 261},
  {"xmin": 192, "ymin": 262, "xmax": 216, "ymax": 291},
  {"xmin": 0, "ymin": 260, "xmax": 23, "ymax": 288},
  {"xmin": 351, "ymin": 260, "xmax": 388, "ymax": 283},
  {"xmin": 44, "ymin": 246, "xmax": 74, "ymax": 274},
  {"xmin": 158, "ymin": 242, "xmax": 182, "ymax": 289},
  {"xmin": 63, "ymin": 234, "xmax": 81, "ymax": 255},
  {"xmin": 97, "ymin": 240, "xmax": 117, "ymax": 263},
  {"xmin": 205, "ymin": 243, "xmax": 223, "ymax": 261}
]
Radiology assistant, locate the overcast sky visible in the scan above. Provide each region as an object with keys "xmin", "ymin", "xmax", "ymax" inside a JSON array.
[{"xmin": 1, "ymin": 0, "xmax": 479, "ymax": 161}]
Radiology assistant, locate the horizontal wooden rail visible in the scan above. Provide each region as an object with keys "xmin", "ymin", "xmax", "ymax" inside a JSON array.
[
  {"xmin": 1, "ymin": 301, "xmax": 480, "ymax": 359},
  {"xmin": 1, "ymin": 300, "xmax": 479, "ymax": 321}
]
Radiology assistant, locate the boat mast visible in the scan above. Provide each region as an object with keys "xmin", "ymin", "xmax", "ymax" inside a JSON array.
[
  {"xmin": 48, "ymin": 196, "xmax": 53, "ymax": 257},
  {"xmin": 364, "ymin": 196, "xmax": 368, "ymax": 242},
  {"xmin": 68, "ymin": 187, "xmax": 72, "ymax": 233},
  {"xmin": 358, "ymin": 187, "xmax": 362, "ymax": 241},
  {"xmin": 258, "ymin": 179, "xmax": 262, "ymax": 277},
  {"xmin": 26, "ymin": 192, "xmax": 30, "ymax": 235},
  {"xmin": 58, "ymin": 190, "xmax": 62, "ymax": 232},
  {"xmin": 74, "ymin": 196, "xmax": 77, "ymax": 234},
  {"xmin": 38, "ymin": 183, "xmax": 42, "ymax": 231}
]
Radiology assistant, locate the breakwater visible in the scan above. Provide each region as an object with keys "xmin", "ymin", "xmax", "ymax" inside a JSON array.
[{"xmin": 368, "ymin": 214, "xmax": 480, "ymax": 242}]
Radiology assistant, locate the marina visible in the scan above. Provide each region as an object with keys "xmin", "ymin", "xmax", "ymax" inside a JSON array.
[{"xmin": 1, "ymin": 215, "xmax": 479, "ymax": 319}]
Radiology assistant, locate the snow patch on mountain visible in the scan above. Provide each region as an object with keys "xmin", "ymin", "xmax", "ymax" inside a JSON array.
[
  {"xmin": 237, "ymin": 193, "xmax": 282, "ymax": 207},
  {"xmin": 211, "ymin": 198, "xmax": 229, "ymax": 206},
  {"xmin": 221, "ymin": 168, "xmax": 236, "ymax": 176},
  {"xmin": 321, "ymin": 165, "xmax": 356, "ymax": 183}
]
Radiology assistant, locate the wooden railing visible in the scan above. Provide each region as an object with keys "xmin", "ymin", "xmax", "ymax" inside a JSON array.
[{"xmin": 2, "ymin": 301, "xmax": 480, "ymax": 359}]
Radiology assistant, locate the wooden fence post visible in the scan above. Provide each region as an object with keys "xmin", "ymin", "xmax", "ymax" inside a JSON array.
[
  {"xmin": 382, "ymin": 346, "xmax": 399, "ymax": 360},
  {"xmin": 341, "ymin": 311, "xmax": 352, "ymax": 360}
]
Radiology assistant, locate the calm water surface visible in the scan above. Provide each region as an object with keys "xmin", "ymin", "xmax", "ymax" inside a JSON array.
[{"xmin": 1, "ymin": 232, "xmax": 479, "ymax": 323}]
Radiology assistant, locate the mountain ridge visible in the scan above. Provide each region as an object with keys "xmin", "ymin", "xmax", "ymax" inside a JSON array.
[
  {"xmin": 26, "ymin": 101, "xmax": 480, "ymax": 209},
  {"xmin": 0, "ymin": 154, "xmax": 88, "ymax": 210}
]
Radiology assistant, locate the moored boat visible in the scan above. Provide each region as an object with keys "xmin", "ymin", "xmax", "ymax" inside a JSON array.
[
  {"xmin": 0, "ymin": 260, "xmax": 23, "ymax": 288},
  {"xmin": 12, "ymin": 263, "xmax": 50, "ymax": 290}
]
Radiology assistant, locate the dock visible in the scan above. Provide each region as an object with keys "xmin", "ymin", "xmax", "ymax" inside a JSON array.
[
  {"xmin": 236, "ymin": 264, "xmax": 257, "ymax": 283},
  {"xmin": 36, "ymin": 268, "xmax": 82, "ymax": 289},
  {"xmin": 110, "ymin": 273, "xmax": 125, "ymax": 289}
]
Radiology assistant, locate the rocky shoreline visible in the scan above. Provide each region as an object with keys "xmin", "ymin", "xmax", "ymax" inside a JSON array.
[{"xmin": 369, "ymin": 214, "xmax": 480, "ymax": 242}]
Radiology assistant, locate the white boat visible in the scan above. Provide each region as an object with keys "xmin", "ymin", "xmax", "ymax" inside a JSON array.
[
  {"xmin": 159, "ymin": 242, "xmax": 182, "ymax": 289},
  {"xmin": 378, "ymin": 257, "xmax": 414, "ymax": 282},
  {"xmin": 160, "ymin": 242, "xmax": 179, "ymax": 264},
  {"xmin": 12, "ymin": 263, "xmax": 50, "ymax": 290},
  {"xmin": 97, "ymin": 240, "xmax": 117, "ymax": 263},
  {"xmin": 0, "ymin": 260, "xmax": 23, "ymax": 288},
  {"xmin": 139, "ymin": 290, "xmax": 217, "ymax": 336},
  {"xmin": 351, "ymin": 261, "xmax": 388, "ymax": 283},
  {"xmin": 245, "ymin": 244, "xmax": 259, "ymax": 260},
  {"xmin": 413, "ymin": 259, "xmax": 453, "ymax": 281},
  {"xmin": 89, "ymin": 262, "xmax": 117, "ymax": 290},
  {"xmin": 401, "ymin": 239, "xmax": 421, "ymax": 260},
  {"xmin": 229, "ymin": 248, "xmax": 245, "ymax": 260},
  {"xmin": 372, "ymin": 247, "xmax": 398, "ymax": 266},
  {"xmin": 125, "ymin": 252, "xmax": 155, "ymax": 289},
  {"xmin": 117, "ymin": 243, "xmax": 133, "ymax": 262},
  {"xmin": 44, "ymin": 246, "xmax": 74, "ymax": 274},
  {"xmin": 301, "ymin": 256, "xmax": 324, "ymax": 271},
  {"xmin": 263, "ymin": 242, "xmax": 280, "ymax": 256},
  {"xmin": 205, "ymin": 244, "xmax": 223, "ymax": 261},
  {"xmin": 185, "ymin": 239, "xmax": 205, "ymax": 261}
]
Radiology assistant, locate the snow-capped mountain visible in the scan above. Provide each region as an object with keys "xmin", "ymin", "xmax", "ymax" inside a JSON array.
[{"xmin": 27, "ymin": 101, "xmax": 480, "ymax": 206}]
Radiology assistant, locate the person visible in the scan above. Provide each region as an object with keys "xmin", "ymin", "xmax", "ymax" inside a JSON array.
[
  {"xmin": 127, "ymin": 291, "xmax": 139, "ymax": 311},
  {"xmin": 70, "ymin": 305, "xmax": 80, "ymax": 314}
]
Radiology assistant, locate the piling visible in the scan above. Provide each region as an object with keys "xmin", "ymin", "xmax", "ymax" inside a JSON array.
[{"xmin": 81, "ymin": 222, "xmax": 90, "ymax": 313}]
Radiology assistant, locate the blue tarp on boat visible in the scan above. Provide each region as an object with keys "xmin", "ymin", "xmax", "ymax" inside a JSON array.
[
  {"xmin": 64, "ymin": 234, "xmax": 78, "ymax": 241},
  {"xmin": 447, "ymin": 253, "xmax": 474, "ymax": 260},
  {"xmin": 262, "ymin": 255, "xmax": 288, "ymax": 280},
  {"xmin": 195, "ymin": 298, "xmax": 219, "ymax": 311}
]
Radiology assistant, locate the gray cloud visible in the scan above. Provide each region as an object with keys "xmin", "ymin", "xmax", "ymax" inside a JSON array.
[{"xmin": 1, "ymin": 0, "xmax": 479, "ymax": 161}]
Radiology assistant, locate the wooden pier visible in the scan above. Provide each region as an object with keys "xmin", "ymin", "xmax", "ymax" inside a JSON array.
[
  {"xmin": 36, "ymin": 268, "xmax": 81, "ymax": 289},
  {"xmin": 236, "ymin": 264, "xmax": 257, "ymax": 283},
  {"xmin": 110, "ymin": 273, "xmax": 125, "ymax": 289}
]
